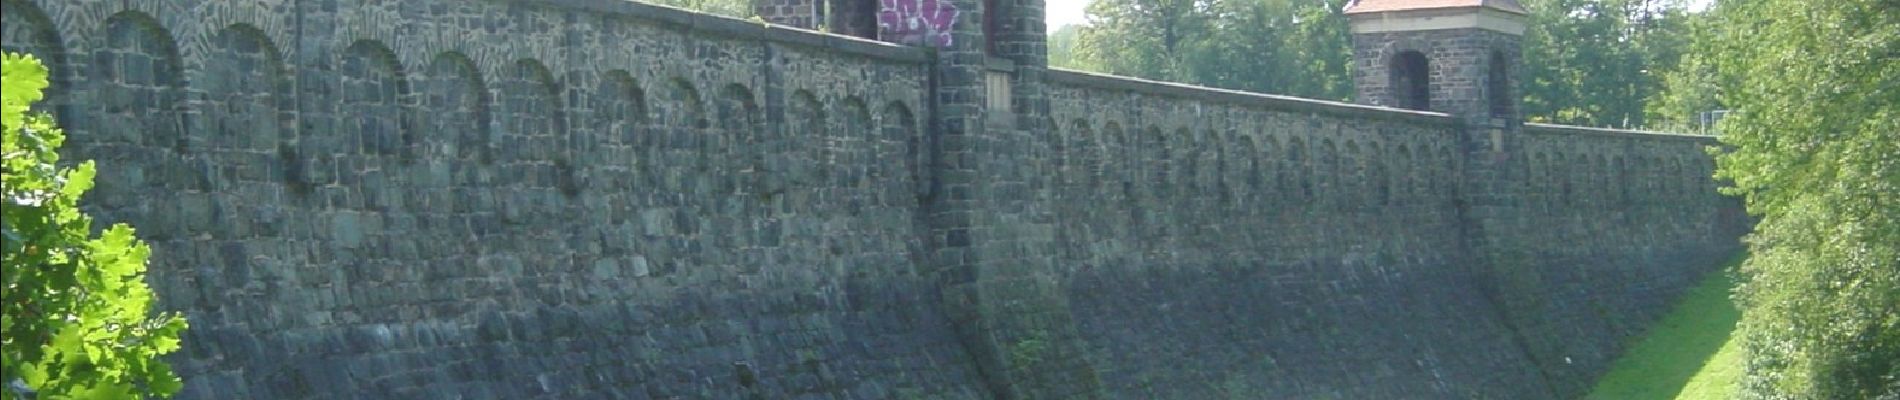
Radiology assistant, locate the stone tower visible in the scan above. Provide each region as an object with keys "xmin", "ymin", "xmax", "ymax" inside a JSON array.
[
  {"xmin": 758, "ymin": 0, "xmax": 1090, "ymax": 398},
  {"xmin": 1344, "ymin": 0, "xmax": 1526, "ymax": 127}
]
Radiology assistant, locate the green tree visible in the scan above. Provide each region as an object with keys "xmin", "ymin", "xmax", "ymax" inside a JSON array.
[
  {"xmin": 1074, "ymin": 0, "xmax": 1207, "ymax": 81},
  {"xmin": 1700, "ymin": 0, "xmax": 1900, "ymax": 398},
  {"xmin": 1049, "ymin": 24, "xmax": 1085, "ymax": 69},
  {"xmin": 1519, "ymin": 0, "xmax": 1693, "ymax": 128},
  {"xmin": 1070, "ymin": 0, "xmax": 1353, "ymax": 100},
  {"xmin": 1068, "ymin": 0, "xmax": 1699, "ymax": 110},
  {"xmin": 2, "ymin": 53, "xmax": 187, "ymax": 398},
  {"xmin": 1280, "ymin": 0, "xmax": 1354, "ymax": 101},
  {"xmin": 1643, "ymin": 5, "xmax": 1727, "ymax": 133}
]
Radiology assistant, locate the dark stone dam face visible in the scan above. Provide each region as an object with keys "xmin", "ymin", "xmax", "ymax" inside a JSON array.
[{"xmin": 2, "ymin": 0, "xmax": 1747, "ymax": 398}]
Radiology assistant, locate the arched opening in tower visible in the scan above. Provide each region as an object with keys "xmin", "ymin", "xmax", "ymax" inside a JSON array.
[
  {"xmin": 826, "ymin": 0, "xmax": 878, "ymax": 39},
  {"xmin": 1390, "ymin": 51, "xmax": 1431, "ymax": 111},
  {"xmin": 983, "ymin": 0, "xmax": 1001, "ymax": 54},
  {"xmin": 1488, "ymin": 50, "xmax": 1513, "ymax": 119}
]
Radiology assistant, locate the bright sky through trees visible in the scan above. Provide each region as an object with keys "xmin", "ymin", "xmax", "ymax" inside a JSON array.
[{"xmin": 1046, "ymin": 0, "xmax": 1715, "ymax": 32}]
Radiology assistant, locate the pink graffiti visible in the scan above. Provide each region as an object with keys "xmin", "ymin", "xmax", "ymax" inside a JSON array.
[{"xmin": 877, "ymin": 0, "xmax": 959, "ymax": 47}]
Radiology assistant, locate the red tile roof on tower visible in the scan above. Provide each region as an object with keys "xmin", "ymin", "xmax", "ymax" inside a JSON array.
[{"xmin": 1342, "ymin": 0, "xmax": 1528, "ymax": 15}]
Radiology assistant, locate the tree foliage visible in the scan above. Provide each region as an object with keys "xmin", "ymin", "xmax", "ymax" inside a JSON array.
[
  {"xmin": 1643, "ymin": 3, "xmax": 1730, "ymax": 133},
  {"xmin": 1, "ymin": 53, "xmax": 187, "ymax": 399},
  {"xmin": 1519, "ymin": 0, "xmax": 1694, "ymax": 128},
  {"xmin": 1049, "ymin": 24, "xmax": 1084, "ymax": 71},
  {"xmin": 1063, "ymin": 0, "xmax": 1354, "ymax": 101},
  {"xmin": 1699, "ymin": 0, "xmax": 1900, "ymax": 398},
  {"xmin": 1058, "ymin": 0, "xmax": 1701, "ymax": 126}
]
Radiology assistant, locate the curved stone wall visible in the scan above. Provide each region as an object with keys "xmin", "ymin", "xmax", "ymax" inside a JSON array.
[
  {"xmin": 1, "ymin": 0, "xmax": 1747, "ymax": 398},
  {"xmin": 3, "ymin": 0, "xmax": 983, "ymax": 398}
]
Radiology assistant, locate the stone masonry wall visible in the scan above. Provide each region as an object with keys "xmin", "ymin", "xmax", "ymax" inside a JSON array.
[
  {"xmin": 1036, "ymin": 69, "xmax": 1744, "ymax": 398},
  {"xmin": 1488, "ymin": 124, "xmax": 1749, "ymax": 397},
  {"xmin": 1044, "ymin": 69, "xmax": 1551, "ymax": 399},
  {"xmin": 3, "ymin": 0, "xmax": 1747, "ymax": 398},
  {"xmin": 3, "ymin": 0, "xmax": 990, "ymax": 398}
]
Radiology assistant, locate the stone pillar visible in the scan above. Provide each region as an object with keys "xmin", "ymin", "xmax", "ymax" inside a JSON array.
[
  {"xmin": 1345, "ymin": 1, "xmax": 1563, "ymax": 397},
  {"xmin": 920, "ymin": 0, "xmax": 1101, "ymax": 397}
]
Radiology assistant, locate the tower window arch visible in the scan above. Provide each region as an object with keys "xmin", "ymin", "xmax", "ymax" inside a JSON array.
[
  {"xmin": 1390, "ymin": 51, "xmax": 1431, "ymax": 111},
  {"xmin": 1488, "ymin": 50, "xmax": 1513, "ymax": 119},
  {"xmin": 983, "ymin": 0, "xmax": 1001, "ymax": 54},
  {"xmin": 824, "ymin": 0, "xmax": 877, "ymax": 39}
]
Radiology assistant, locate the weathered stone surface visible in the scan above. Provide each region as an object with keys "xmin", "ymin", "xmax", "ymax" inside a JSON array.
[{"xmin": 1, "ymin": 0, "xmax": 1745, "ymax": 398}]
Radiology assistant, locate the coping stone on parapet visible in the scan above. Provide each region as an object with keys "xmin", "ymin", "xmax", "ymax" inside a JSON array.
[
  {"xmin": 1047, "ymin": 68, "xmax": 1458, "ymax": 126},
  {"xmin": 538, "ymin": 0, "xmax": 930, "ymax": 64}
]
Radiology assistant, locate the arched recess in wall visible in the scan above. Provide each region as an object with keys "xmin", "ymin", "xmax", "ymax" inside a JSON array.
[
  {"xmin": 1529, "ymin": 151, "xmax": 1547, "ymax": 212},
  {"xmin": 656, "ymin": 78, "xmax": 704, "ymax": 207},
  {"xmin": 1174, "ymin": 127, "xmax": 1198, "ymax": 194},
  {"xmin": 1320, "ymin": 138, "xmax": 1339, "ymax": 205},
  {"xmin": 339, "ymin": 40, "xmax": 414, "ymax": 161},
  {"xmin": 1042, "ymin": 116, "xmax": 1064, "ymax": 196},
  {"xmin": 1370, "ymin": 142, "xmax": 1389, "ymax": 207},
  {"xmin": 96, "ymin": 12, "xmax": 189, "ymax": 194},
  {"xmin": 717, "ymin": 83, "xmax": 761, "ymax": 195},
  {"xmin": 1148, "ymin": 127, "xmax": 1170, "ymax": 195},
  {"xmin": 840, "ymin": 96, "xmax": 872, "ymax": 193},
  {"xmin": 789, "ymin": 90, "xmax": 826, "ymax": 185},
  {"xmin": 1100, "ymin": 121, "xmax": 1122, "ymax": 197},
  {"xmin": 1390, "ymin": 50, "xmax": 1431, "ymax": 111},
  {"xmin": 1593, "ymin": 154, "xmax": 1610, "ymax": 208},
  {"xmin": 1195, "ymin": 128, "xmax": 1218, "ymax": 194},
  {"xmin": 883, "ymin": 101, "xmax": 924, "ymax": 203},
  {"xmin": 2, "ymin": 0, "xmax": 74, "ymax": 127},
  {"xmin": 1070, "ymin": 119, "xmax": 1095, "ymax": 193},
  {"xmin": 1691, "ymin": 156, "xmax": 1715, "ymax": 202},
  {"xmin": 498, "ymin": 59, "xmax": 571, "ymax": 195},
  {"xmin": 501, "ymin": 59, "xmax": 566, "ymax": 155},
  {"xmin": 1565, "ymin": 151, "xmax": 1580, "ymax": 209},
  {"xmin": 1554, "ymin": 152, "xmax": 1573, "ymax": 207},
  {"xmin": 661, "ymin": 77, "xmax": 706, "ymax": 162},
  {"xmin": 1258, "ymin": 134, "xmax": 1279, "ymax": 203},
  {"xmin": 1236, "ymin": 135, "xmax": 1259, "ymax": 202},
  {"xmin": 1288, "ymin": 136, "xmax": 1310, "ymax": 201},
  {"xmin": 1437, "ymin": 146, "xmax": 1457, "ymax": 200},
  {"xmin": 1633, "ymin": 156, "xmax": 1652, "ymax": 204},
  {"xmin": 1489, "ymin": 50, "xmax": 1513, "ymax": 119},
  {"xmin": 199, "ymin": 25, "xmax": 290, "ymax": 151},
  {"xmin": 198, "ymin": 24, "xmax": 293, "ymax": 194},
  {"xmin": 1649, "ymin": 156, "xmax": 1667, "ymax": 204},
  {"xmin": 334, "ymin": 40, "xmax": 412, "ymax": 220},
  {"xmin": 1395, "ymin": 144, "xmax": 1415, "ymax": 201},
  {"xmin": 594, "ymin": 70, "xmax": 647, "ymax": 201},
  {"xmin": 422, "ymin": 52, "xmax": 492, "ymax": 165},
  {"xmin": 1210, "ymin": 128, "xmax": 1233, "ymax": 200},
  {"xmin": 1668, "ymin": 157, "xmax": 1686, "ymax": 201},
  {"xmin": 596, "ymin": 70, "xmax": 648, "ymax": 155},
  {"xmin": 1344, "ymin": 140, "xmax": 1364, "ymax": 210},
  {"xmin": 1613, "ymin": 155, "xmax": 1631, "ymax": 206}
]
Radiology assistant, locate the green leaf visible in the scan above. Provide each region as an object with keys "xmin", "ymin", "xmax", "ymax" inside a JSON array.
[{"xmin": 2, "ymin": 52, "xmax": 186, "ymax": 399}]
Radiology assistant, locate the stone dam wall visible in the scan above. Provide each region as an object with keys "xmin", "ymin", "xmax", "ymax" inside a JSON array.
[
  {"xmin": 2, "ymin": 0, "xmax": 1747, "ymax": 398},
  {"xmin": 1036, "ymin": 71, "xmax": 1746, "ymax": 398}
]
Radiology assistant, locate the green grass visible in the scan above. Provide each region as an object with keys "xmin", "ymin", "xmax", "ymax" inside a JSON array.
[
  {"xmin": 1586, "ymin": 256, "xmax": 1746, "ymax": 400},
  {"xmin": 1673, "ymin": 329, "xmax": 1744, "ymax": 399}
]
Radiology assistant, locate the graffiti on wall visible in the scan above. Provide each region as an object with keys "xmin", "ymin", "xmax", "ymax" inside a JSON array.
[{"xmin": 877, "ymin": 0, "xmax": 959, "ymax": 47}]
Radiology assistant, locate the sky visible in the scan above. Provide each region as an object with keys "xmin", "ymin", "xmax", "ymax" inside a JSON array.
[
  {"xmin": 1044, "ymin": 0, "xmax": 1717, "ymax": 33},
  {"xmin": 1047, "ymin": 0, "xmax": 1089, "ymax": 32}
]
